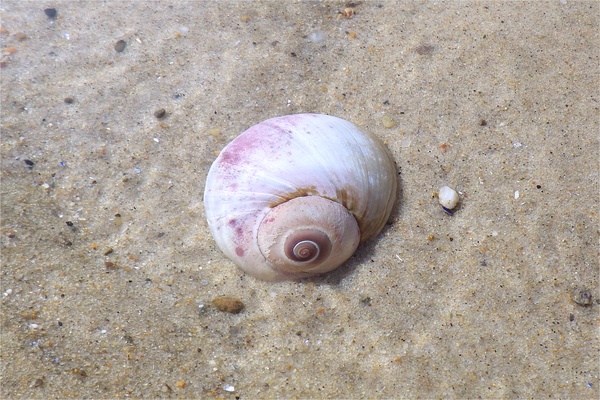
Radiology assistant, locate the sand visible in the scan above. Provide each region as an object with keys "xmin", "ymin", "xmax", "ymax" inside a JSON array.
[{"xmin": 1, "ymin": 1, "xmax": 598, "ymax": 398}]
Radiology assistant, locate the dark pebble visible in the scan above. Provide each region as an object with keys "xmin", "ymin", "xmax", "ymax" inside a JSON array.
[
  {"xmin": 415, "ymin": 43, "xmax": 435, "ymax": 55},
  {"xmin": 44, "ymin": 8, "xmax": 57, "ymax": 19},
  {"xmin": 360, "ymin": 297, "xmax": 372, "ymax": 306},
  {"xmin": 212, "ymin": 296, "xmax": 245, "ymax": 314},
  {"xmin": 442, "ymin": 206, "xmax": 454, "ymax": 215},
  {"xmin": 123, "ymin": 335, "xmax": 135, "ymax": 344},
  {"xmin": 24, "ymin": 159, "xmax": 34, "ymax": 167},
  {"xmin": 64, "ymin": 97, "xmax": 74, "ymax": 104},
  {"xmin": 154, "ymin": 108, "xmax": 166, "ymax": 119},
  {"xmin": 114, "ymin": 40, "xmax": 126, "ymax": 53},
  {"xmin": 31, "ymin": 378, "xmax": 44, "ymax": 388}
]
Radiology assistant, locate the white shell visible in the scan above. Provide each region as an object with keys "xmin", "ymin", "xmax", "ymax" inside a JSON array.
[
  {"xmin": 438, "ymin": 186, "xmax": 459, "ymax": 209},
  {"xmin": 204, "ymin": 114, "xmax": 398, "ymax": 281}
]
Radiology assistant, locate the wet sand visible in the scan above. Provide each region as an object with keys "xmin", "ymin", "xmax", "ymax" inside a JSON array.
[{"xmin": 1, "ymin": 1, "xmax": 598, "ymax": 398}]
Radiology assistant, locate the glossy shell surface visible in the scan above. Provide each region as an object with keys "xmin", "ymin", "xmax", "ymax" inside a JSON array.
[{"xmin": 204, "ymin": 113, "xmax": 397, "ymax": 281}]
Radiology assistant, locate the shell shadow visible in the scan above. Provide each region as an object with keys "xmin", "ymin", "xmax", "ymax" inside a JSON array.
[{"xmin": 306, "ymin": 164, "xmax": 405, "ymax": 286}]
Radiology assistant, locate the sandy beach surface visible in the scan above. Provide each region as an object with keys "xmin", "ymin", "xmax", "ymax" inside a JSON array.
[{"xmin": 1, "ymin": 1, "xmax": 598, "ymax": 398}]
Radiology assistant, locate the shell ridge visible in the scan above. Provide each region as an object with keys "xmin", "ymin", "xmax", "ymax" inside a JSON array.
[
  {"xmin": 337, "ymin": 126, "xmax": 396, "ymax": 241},
  {"xmin": 285, "ymin": 117, "xmax": 363, "ymax": 200}
]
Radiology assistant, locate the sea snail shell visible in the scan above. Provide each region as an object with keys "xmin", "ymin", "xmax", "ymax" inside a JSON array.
[{"xmin": 204, "ymin": 114, "xmax": 398, "ymax": 281}]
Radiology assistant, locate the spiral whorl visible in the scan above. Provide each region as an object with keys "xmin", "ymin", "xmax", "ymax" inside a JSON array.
[{"xmin": 257, "ymin": 196, "xmax": 360, "ymax": 278}]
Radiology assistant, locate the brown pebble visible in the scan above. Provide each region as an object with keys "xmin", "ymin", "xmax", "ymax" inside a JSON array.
[
  {"xmin": 212, "ymin": 296, "xmax": 245, "ymax": 314},
  {"xmin": 415, "ymin": 43, "xmax": 435, "ymax": 55},
  {"xmin": 73, "ymin": 368, "xmax": 87, "ymax": 379},
  {"xmin": 339, "ymin": 7, "xmax": 355, "ymax": 18},
  {"xmin": 571, "ymin": 288, "xmax": 593, "ymax": 306},
  {"xmin": 105, "ymin": 261, "xmax": 118, "ymax": 270},
  {"xmin": 31, "ymin": 377, "xmax": 44, "ymax": 388},
  {"xmin": 64, "ymin": 97, "xmax": 74, "ymax": 104},
  {"xmin": 154, "ymin": 108, "xmax": 166, "ymax": 119},
  {"xmin": 114, "ymin": 40, "xmax": 126, "ymax": 53},
  {"xmin": 21, "ymin": 309, "xmax": 39, "ymax": 320}
]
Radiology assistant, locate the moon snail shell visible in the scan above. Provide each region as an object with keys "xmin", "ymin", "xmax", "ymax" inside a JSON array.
[{"xmin": 203, "ymin": 113, "xmax": 398, "ymax": 281}]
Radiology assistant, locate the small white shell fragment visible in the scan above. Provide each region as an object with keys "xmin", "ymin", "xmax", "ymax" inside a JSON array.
[
  {"xmin": 514, "ymin": 190, "xmax": 520, "ymax": 199},
  {"xmin": 438, "ymin": 186, "xmax": 459, "ymax": 209},
  {"xmin": 223, "ymin": 385, "xmax": 235, "ymax": 392}
]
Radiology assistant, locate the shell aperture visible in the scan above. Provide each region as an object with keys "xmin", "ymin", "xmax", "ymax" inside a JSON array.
[{"xmin": 203, "ymin": 113, "xmax": 397, "ymax": 281}]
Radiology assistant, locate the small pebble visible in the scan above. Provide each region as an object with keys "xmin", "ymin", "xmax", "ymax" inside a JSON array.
[
  {"xmin": 24, "ymin": 159, "xmax": 34, "ymax": 167},
  {"xmin": 154, "ymin": 108, "xmax": 166, "ymax": 119},
  {"xmin": 114, "ymin": 40, "xmax": 127, "ymax": 53},
  {"xmin": 223, "ymin": 385, "xmax": 235, "ymax": 392},
  {"xmin": 113, "ymin": 213, "xmax": 123, "ymax": 227},
  {"xmin": 73, "ymin": 368, "xmax": 87, "ymax": 379},
  {"xmin": 206, "ymin": 128, "xmax": 221, "ymax": 137},
  {"xmin": 382, "ymin": 115, "xmax": 396, "ymax": 129},
  {"xmin": 571, "ymin": 288, "xmax": 593, "ymax": 306},
  {"xmin": 105, "ymin": 261, "xmax": 118, "ymax": 270},
  {"xmin": 438, "ymin": 186, "xmax": 459, "ymax": 211},
  {"xmin": 44, "ymin": 8, "xmax": 57, "ymax": 20},
  {"xmin": 30, "ymin": 378, "xmax": 44, "ymax": 388},
  {"xmin": 212, "ymin": 296, "xmax": 245, "ymax": 314},
  {"xmin": 64, "ymin": 97, "xmax": 74, "ymax": 104},
  {"xmin": 415, "ymin": 43, "xmax": 435, "ymax": 55}
]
